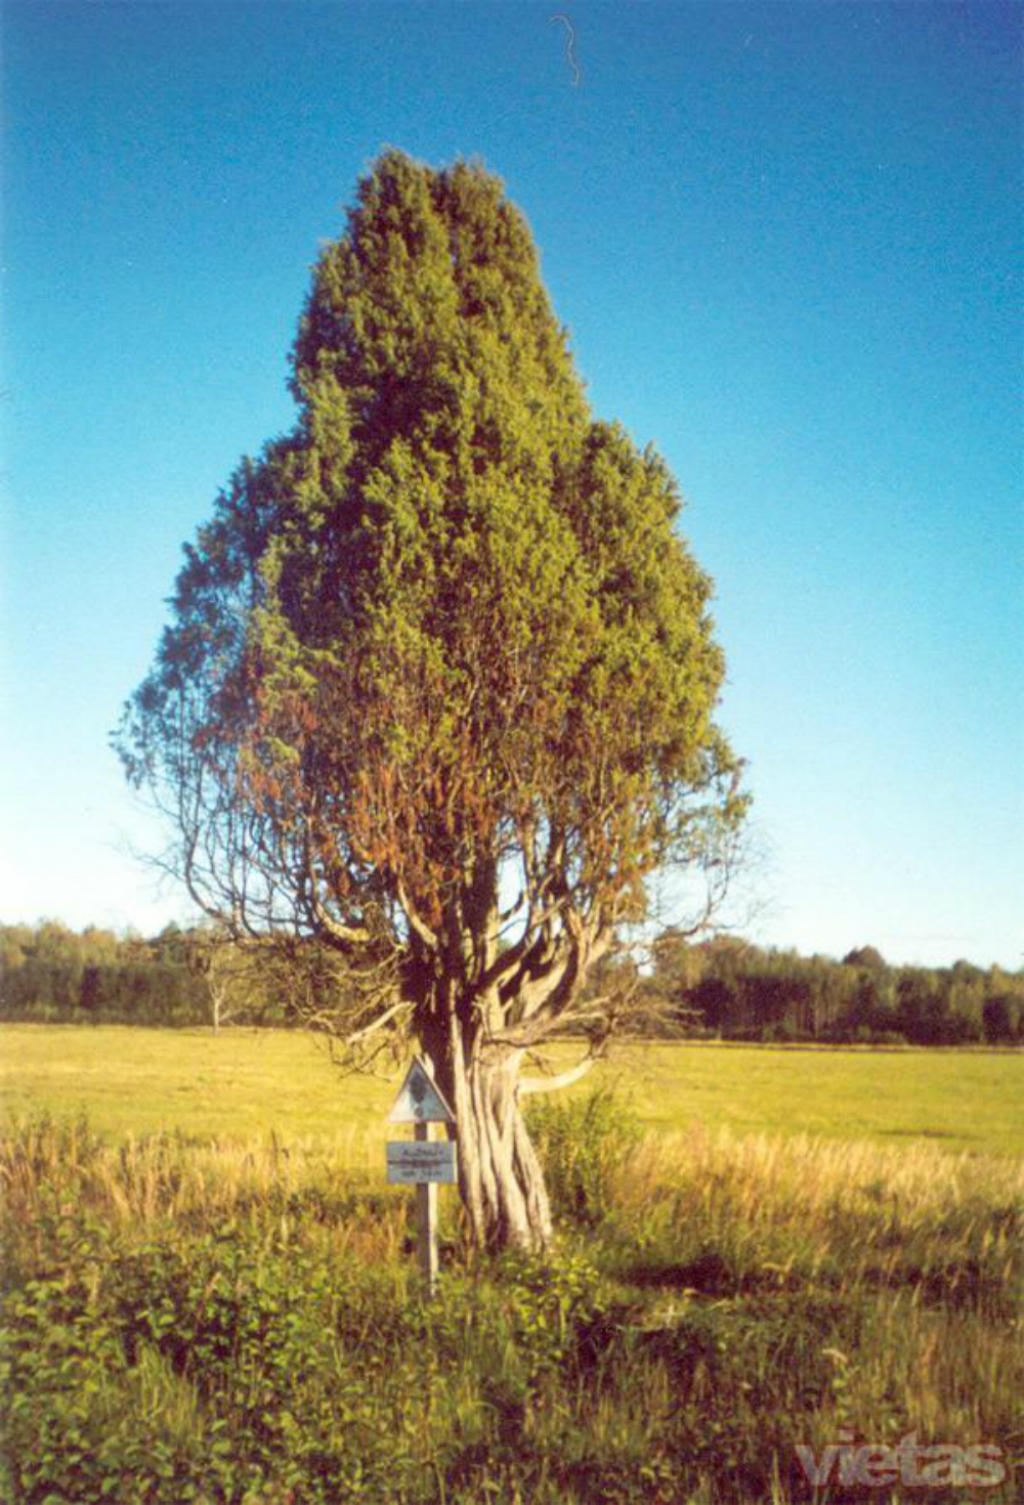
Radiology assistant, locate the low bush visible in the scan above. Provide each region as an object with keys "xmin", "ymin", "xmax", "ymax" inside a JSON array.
[
  {"xmin": 526, "ymin": 1085, "xmax": 642, "ymax": 1227},
  {"xmin": 1, "ymin": 1114, "xmax": 1020, "ymax": 1503}
]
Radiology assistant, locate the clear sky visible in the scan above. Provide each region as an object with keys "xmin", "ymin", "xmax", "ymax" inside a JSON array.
[{"xmin": 1, "ymin": 1, "xmax": 1021, "ymax": 969}]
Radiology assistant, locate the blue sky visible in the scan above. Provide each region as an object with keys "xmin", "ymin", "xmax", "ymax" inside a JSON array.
[{"xmin": 1, "ymin": 1, "xmax": 1021, "ymax": 968}]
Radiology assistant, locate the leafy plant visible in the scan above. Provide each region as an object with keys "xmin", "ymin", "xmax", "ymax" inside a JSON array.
[{"xmin": 527, "ymin": 1086, "xmax": 642, "ymax": 1227}]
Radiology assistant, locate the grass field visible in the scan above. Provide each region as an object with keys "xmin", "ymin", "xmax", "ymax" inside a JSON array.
[
  {"xmin": 2, "ymin": 1027, "xmax": 1021, "ymax": 1503},
  {"xmin": 1, "ymin": 1024, "xmax": 1021, "ymax": 1154}
]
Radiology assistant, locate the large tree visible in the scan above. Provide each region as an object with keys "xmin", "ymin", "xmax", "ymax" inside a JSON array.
[{"xmin": 117, "ymin": 151, "xmax": 746, "ymax": 1250}]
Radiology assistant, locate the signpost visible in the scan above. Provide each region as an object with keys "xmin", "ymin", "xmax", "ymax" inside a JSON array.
[{"xmin": 386, "ymin": 1058, "xmax": 456, "ymax": 1294}]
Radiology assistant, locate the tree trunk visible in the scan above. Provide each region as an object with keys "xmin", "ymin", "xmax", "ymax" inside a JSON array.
[{"xmin": 423, "ymin": 1016, "xmax": 552, "ymax": 1252}]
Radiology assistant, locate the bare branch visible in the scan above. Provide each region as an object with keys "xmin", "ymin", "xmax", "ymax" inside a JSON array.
[
  {"xmin": 519, "ymin": 1055, "xmax": 598, "ymax": 1096},
  {"xmin": 396, "ymin": 880, "xmax": 440, "ymax": 951},
  {"xmin": 344, "ymin": 997, "xmax": 415, "ymax": 1046}
]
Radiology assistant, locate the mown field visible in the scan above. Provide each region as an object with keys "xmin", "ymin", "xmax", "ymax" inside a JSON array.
[
  {"xmin": 2, "ymin": 1025, "xmax": 1021, "ymax": 1154},
  {"xmin": 1, "ymin": 1027, "xmax": 1021, "ymax": 1504}
]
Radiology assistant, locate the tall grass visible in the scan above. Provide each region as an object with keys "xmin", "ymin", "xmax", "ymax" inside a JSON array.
[{"xmin": 1, "ymin": 1105, "xmax": 1020, "ymax": 1503}]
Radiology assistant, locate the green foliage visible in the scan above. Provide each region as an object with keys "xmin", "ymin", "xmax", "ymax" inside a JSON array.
[
  {"xmin": 0, "ymin": 1160, "xmax": 619, "ymax": 1503},
  {"xmin": 642, "ymin": 931, "xmax": 1024, "ymax": 1046},
  {"xmin": 0, "ymin": 923, "xmax": 340, "ymax": 1029},
  {"xmin": 1, "ymin": 1176, "xmax": 431, "ymax": 1504},
  {"xmin": 1, "ymin": 1115, "xmax": 1020, "ymax": 1504},
  {"xmin": 527, "ymin": 1086, "xmax": 643, "ymax": 1226},
  {"xmin": 5, "ymin": 916, "xmax": 1023, "ymax": 1045},
  {"xmin": 116, "ymin": 147, "xmax": 744, "ymax": 978},
  {"xmin": 0, "ymin": 923, "xmax": 209, "ymax": 1027},
  {"xmin": 494, "ymin": 1245, "xmax": 612, "ymax": 1372}
]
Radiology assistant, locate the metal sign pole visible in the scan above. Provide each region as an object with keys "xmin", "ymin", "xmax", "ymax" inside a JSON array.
[{"xmin": 414, "ymin": 1120, "xmax": 439, "ymax": 1294}]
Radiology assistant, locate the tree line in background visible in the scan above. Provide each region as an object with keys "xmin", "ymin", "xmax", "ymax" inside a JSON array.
[
  {"xmin": 0, "ymin": 923, "xmax": 282, "ymax": 1032},
  {"xmin": 612, "ymin": 932, "xmax": 1024, "ymax": 1046},
  {"xmin": 1, "ymin": 920, "xmax": 1021, "ymax": 1046}
]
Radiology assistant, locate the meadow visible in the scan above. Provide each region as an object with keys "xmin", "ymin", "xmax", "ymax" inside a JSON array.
[
  {"xmin": 1, "ymin": 1025, "xmax": 1021, "ymax": 1154},
  {"xmin": 1, "ymin": 1027, "xmax": 1021, "ymax": 1504}
]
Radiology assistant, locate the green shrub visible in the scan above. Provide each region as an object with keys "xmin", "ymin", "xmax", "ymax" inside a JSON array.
[
  {"xmin": 0, "ymin": 1212, "xmax": 423, "ymax": 1504},
  {"xmin": 527, "ymin": 1086, "xmax": 642, "ymax": 1227}
]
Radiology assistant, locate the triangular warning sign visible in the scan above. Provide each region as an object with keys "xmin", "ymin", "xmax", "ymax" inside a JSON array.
[{"xmin": 387, "ymin": 1057, "xmax": 456, "ymax": 1125}]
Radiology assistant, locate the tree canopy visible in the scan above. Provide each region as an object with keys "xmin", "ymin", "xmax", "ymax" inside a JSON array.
[{"xmin": 117, "ymin": 151, "xmax": 746, "ymax": 1247}]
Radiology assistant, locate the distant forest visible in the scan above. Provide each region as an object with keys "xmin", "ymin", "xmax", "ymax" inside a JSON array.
[{"xmin": 1, "ymin": 921, "xmax": 1021, "ymax": 1046}]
